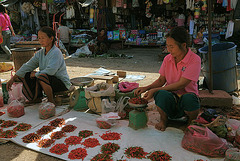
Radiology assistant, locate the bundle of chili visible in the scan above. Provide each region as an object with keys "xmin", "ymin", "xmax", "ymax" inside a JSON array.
[
  {"xmin": 100, "ymin": 131, "xmax": 122, "ymax": 140},
  {"xmin": 61, "ymin": 125, "xmax": 77, "ymax": 133},
  {"xmin": 1, "ymin": 120, "xmax": 17, "ymax": 128},
  {"xmin": 22, "ymin": 133, "xmax": 41, "ymax": 143},
  {"xmin": 0, "ymin": 130, "xmax": 17, "ymax": 138},
  {"xmin": 129, "ymin": 97, "xmax": 148, "ymax": 104},
  {"xmin": 37, "ymin": 139, "xmax": 55, "ymax": 148},
  {"xmin": 124, "ymin": 146, "xmax": 148, "ymax": 159},
  {"xmin": 50, "ymin": 131, "xmax": 66, "ymax": 139},
  {"xmin": 36, "ymin": 125, "xmax": 55, "ymax": 135},
  {"xmin": 68, "ymin": 148, "xmax": 88, "ymax": 160},
  {"xmin": 90, "ymin": 153, "xmax": 113, "ymax": 161},
  {"xmin": 147, "ymin": 150, "xmax": 172, "ymax": 161},
  {"xmin": 49, "ymin": 143, "xmax": 69, "ymax": 155},
  {"xmin": 13, "ymin": 123, "xmax": 32, "ymax": 131},
  {"xmin": 82, "ymin": 138, "xmax": 100, "ymax": 148},
  {"xmin": 49, "ymin": 118, "xmax": 65, "ymax": 127},
  {"xmin": 0, "ymin": 111, "xmax": 5, "ymax": 116},
  {"xmin": 101, "ymin": 142, "xmax": 120, "ymax": 154},
  {"xmin": 64, "ymin": 136, "xmax": 82, "ymax": 145},
  {"xmin": 78, "ymin": 130, "xmax": 93, "ymax": 138}
]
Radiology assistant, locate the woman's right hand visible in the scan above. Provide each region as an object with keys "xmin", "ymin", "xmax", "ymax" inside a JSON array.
[
  {"xmin": 134, "ymin": 87, "xmax": 148, "ymax": 96},
  {"xmin": 6, "ymin": 77, "xmax": 14, "ymax": 91},
  {"xmin": 30, "ymin": 71, "xmax": 36, "ymax": 79}
]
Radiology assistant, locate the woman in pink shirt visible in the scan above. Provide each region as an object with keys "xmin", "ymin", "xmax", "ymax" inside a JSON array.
[
  {"xmin": 0, "ymin": 5, "xmax": 15, "ymax": 60},
  {"xmin": 135, "ymin": 27, "xmax": 201, "ymax": 131}
]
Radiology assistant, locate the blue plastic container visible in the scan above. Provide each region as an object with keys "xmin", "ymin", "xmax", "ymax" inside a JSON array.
[{"xmin": 199, "ymin": 42, "xmax": 237, "ymax": 93}]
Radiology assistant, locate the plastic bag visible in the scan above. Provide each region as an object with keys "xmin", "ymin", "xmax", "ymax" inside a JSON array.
[
  {"xmin": 96, "ymin": 117, "xmax": 112, "ymax": 129},
  {"xmin": 225, "ymin": 148, "xmax": 240, "ymax": 161},
  {"xmin": 96, "ymin": 113, "xmax": 120, "ymax": 129},
  {"xmin": 181, "ymin": 125, "xmax": 229, "ymax": 157},
  {"xmin": 7, "ymin": 100, "xmax": 25, "ymax": 118},
  {"xmin": 118, "ymin": 82, "xmax": 139, "ymax": 93},
  {"xmin": 39, "ymin": 102, "xmax": 55, "ymax": 120},
  {"xmin": 226, "ymin": 119, "xmax": 240, "ymax": 143},
  {"xmin": 101, "ymin": 98, "xmax": 116, "ymax": 114},
  {"xmin": 8, "ymin": 82, "xmax": 26, "ymax": 104}
]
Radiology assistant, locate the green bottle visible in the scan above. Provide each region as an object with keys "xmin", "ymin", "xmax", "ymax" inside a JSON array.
[{"xmin": 2, "ymin": 82, "xmax": 9, "ymax": 104}]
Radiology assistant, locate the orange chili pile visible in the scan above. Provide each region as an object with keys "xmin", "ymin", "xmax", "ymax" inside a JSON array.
[
  {"xmin": 49, "ymin": 118, "xmax": 65, "ymax": 127},
  {"xmin": 82, "ymin": 138, "xmax": 100, "ymax": 148},
  {"xmin": 13, "ymin": 123, "xmax": 32, "ymax": 131},
  {"xmin": 0, "ymin": 111, "xmax": 5, "ymax": 116},
  {"xmin": 1, "ymin": 120, "xmax": 17, "ymax": 128},
  {"xmin": 68, "ymin": 148, "xmax": 88, "ymax": 160},
  {"xmin": 64, "ymin": 136, "xmax": 82, "ymax": 145},
  {"xmin": 22, "ymin": 133, "xmax": 41, "ymax": 143},
  {"xmin": 37, "ymin": 139, "xmax": 55, "ymax": 148},
  {"xmin": 61, "ymin": 125, "xmax": 77, "ymax": 133},
  {"xmin": 129, "ymin": 97, "xmax": 148, "ymax": 104},
  {"xmin": 36, "ymin": 125, "xmax": 55, "ymax": 135},
  {"xmin": 49, "ymin": 143, "xmax": 69, "ymax": 155},
  {"xmin": 50, "ymin": 131, "xmax": 66, "ymax": 140},
  {"xmin": 147, "ymin": 150, "xmax": 172, "ymax": 161},
  {"xmin": 124, "ymin": 146, "xmax": 148, "ymax": 159},
  {"xmin": 0, "ymin": 130, "xmax": 17, "ymax": 138},
  {"xmin": 78, "ymin": 130, "xmax": 93, "ymax": 138},
  {"xmin": 100, "ymin": 131, "xmax": 122, "ymax": 140},
  {"xmin": 90, "ymin": 153, "xmax": 113, "ymax": 161},
  {"xmin": 101, "ymin": 142, "xmax": 120, "ymax": 154}
]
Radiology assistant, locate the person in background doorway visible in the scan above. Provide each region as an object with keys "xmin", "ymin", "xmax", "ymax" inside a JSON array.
[
  {"xmin": 175, "ymin": 7, "xmax": 185, "ymax": 27},
  {"xmin": 186, "ymin": 9, "xmax": 193, "ymax": 28},
  {"xmin": 94, "ymin": 28, "xmax": 108, "ymax": 55},
  {"xmin": 7, "ymin": 26, "xmax": 71, "ymax": 105},
  {"xmin": 134, "ymin": 27, "xmax": 201, "ymax": 131},
  {"xmin": 57, "ymin": 21, "xmax": 72, "ymax": 51},
  {"xmin": 0, "ymin": 4, "xmax": 15, "ymax": 60}
]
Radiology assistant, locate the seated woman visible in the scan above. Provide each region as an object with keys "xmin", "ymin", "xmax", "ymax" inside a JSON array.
[
  {"xmin": 94, "ymin": 28, "xmax": 108, "ymax": 55},
  {"xmin": 7, "ymin": 26, "xmax": 71, "ymax": 105},
  {"xmin": 193, "ymin": 25, "xmax": 205, "ymax": 45},
  {"xmin": 134, "ymin": 27, "xmax": 201, "ymax": 131}
]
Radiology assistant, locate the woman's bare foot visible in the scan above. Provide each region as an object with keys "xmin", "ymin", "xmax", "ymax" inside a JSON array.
[{"xmin": 155, "ymin": 120, "xmax": 167, "ymax": 131}]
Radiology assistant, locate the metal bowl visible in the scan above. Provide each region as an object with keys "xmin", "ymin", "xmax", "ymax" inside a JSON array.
[
  {"xmin": 128, "ymin": 102, "xmax": 147, "ymax": 108},
  {"xmin": 70, "ymin": 77, "xmax": 94, "ymax": 87}
]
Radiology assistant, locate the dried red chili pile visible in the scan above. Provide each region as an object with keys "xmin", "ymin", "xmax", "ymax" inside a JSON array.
[
  {"xmin": 101, "ymin": 142, "xmax": 120, "ymax": 154},
  {"xmin": 36, "ymin": 125, "xmax": 55, "ymax": 135},
  {"xmin": 50, "ymin": 131, "xmax": 66, "ymax": 139},
  {"xmin": 22, "ymin": 133, "xmax": 41, "ymax": 143},
  {"xmin": 100, "ymin": 131, "xmax": 122, "ymax": 140},
  {"xmin": 124, "ymin": 146, "xmax": 148, "ymax": 159},
  {"xmin": 0, "ymin": 129, "xmax": 2, "ymax": 133},
  {"xmin": 78, "ymin": 130, "xmax": 93, "ymax": 138},
  {"xmin": 64, "ymin": 136, "xmax": 82, "ymax": 145},
  {"xmin": 1, "ymin": 120, "xmax": 17, "ymax": 128},
  {"xmin": 82, "ymin": 138, "xmax": 100, "ymax": 148},
  {"xmin": 129, "ymin": 97, "xmax": 148, "ymax": 105},
  {"xmin": 68, "ymin": 148, "xmax": 88, "ymax": 160},
  {"xmin": 147, "ymin": 150, "xmax": 172, "ymax": 161},
  {"xmin": 49, "ymin": 118, "xmax": 65, "ymax": 127},
  {"xmin": 90, "ymin": 153, "xmax": 113, "ymax": 161},
  {"xmin": 0, "ymin": 119, "xmax": 4, "ymax": 124},
  {"xmin": 96, "ymin": 120, "xmax": 112, "ymax": 129},
  {"xmin": 61, "ymin": 125, "xmax": 77, "ymax": 133},
  {"xmin": 0, "ymin": 111, "xmax": 5, "ymax": 116},
  {"xmin": 37, "ymin": 139, "xmax": 55, "ymax": 148},
  {"xmin": 49, "ymin": 143, "xmax": 69, "ymax": 155},
  {"xmin": 13, "ymin": 123, "xmax": 32, "ymax": 131},
  {"xmin": 0, "ymin": 130, "xmax": 17, "ymax": 138}
]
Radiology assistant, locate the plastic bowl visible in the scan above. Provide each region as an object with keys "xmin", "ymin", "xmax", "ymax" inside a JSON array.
[{"xmin": 128, "ymin": 102, "xmax": 147, "ymax": 108}]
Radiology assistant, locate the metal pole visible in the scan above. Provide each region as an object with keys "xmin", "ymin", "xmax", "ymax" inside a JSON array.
[
  {"xmin": 208, "ymin": 0, "xmax": 213, "ymax": 93},
  {"xmin": 46, "ymin": 0, "xmax": 50, "ymax": 26}
]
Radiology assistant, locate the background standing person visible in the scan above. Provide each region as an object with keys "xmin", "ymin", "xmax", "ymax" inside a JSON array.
[
  {"xmin": 57, "ymin": 21, "xmax": 72, "ymax": 51},
  {"xmin": 7, "ymin": 26, "xmax": 71, "ymax": 105},
  {"xmin": 0, "ymin": 4, "xmax": 15, "ymax": 60},
  {"xmin": 175, "ymin": 7, "xmax": 185, "ymax": 27},
  {"xmin": 134, "ymin": 27, "xmax": 201, "ymax": 131}
]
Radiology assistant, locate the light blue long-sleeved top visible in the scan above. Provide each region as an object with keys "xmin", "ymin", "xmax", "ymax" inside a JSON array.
[{"xmin": 16, "ymin": 45, "xmax": 71, "ymax": 90}]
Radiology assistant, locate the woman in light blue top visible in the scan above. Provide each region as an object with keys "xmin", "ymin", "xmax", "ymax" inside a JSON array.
[{"xmin": 7, "ymin": 26, "xmax": 71, "ymax": 105}]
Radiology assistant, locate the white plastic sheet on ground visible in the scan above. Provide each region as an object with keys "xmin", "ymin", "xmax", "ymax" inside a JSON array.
[{"xmin": 11, "ymin": 110, "xmax": 224, "ymax": 161}]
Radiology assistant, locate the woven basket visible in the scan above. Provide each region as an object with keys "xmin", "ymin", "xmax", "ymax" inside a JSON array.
[{"xmin": 11, "ymin": 48, "xmax": 36, "ymax": 71}]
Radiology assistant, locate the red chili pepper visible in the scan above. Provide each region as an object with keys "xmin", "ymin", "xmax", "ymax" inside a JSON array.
[
  {"xmin": 36, "ymin": 125, "xmax": 55, "ymax": 135},
  {"xmin": 82, "ymin": 138, "xmax": 100, "ymax": 148},
  {"xmin": 13, "ymin": 123, "xmax": 32, "ymax": 131},
  {"xmin": 22, "ymin": 133, "xmax": 41, "ymax": 143},
  {"xmin": 49, "ymin": 118, "xmax": 65, "ymax": 127},
  {"xmin": 124, "ymin": 146, "xmax": 148, "ymax": 159},
  {"xmin": 100, "ymin": 131, "xmax": 122, "ymax": 140},
  {"xmin": 38, "ymin": 139, "xmax": 55, "ymax": 148},
  {"xmin": 147, "ymin": 150, "xmax": 172, "ymax": 161},
  {"xmin": 101, "ymin": 142, "xmax": 120, "ymax": 154},
  {"xmin": 68, "ymin": 148, "xmax": 88, "ymax": 160},
  {"xmin": 90, "ymin": 153, "xmax": 113, "ymax": 161},
  {"xmin": 61, "ymin": 125, "xmax": 77, "ymax": 133},
  {"xmin": 50, "ymin": 131, "xmax": 66, "ymax": 140},
  {"xmin": 64, "ymin": 136, "xmax": 82, "ymax": 145},
  {"xmin": 0, "ymin": 130, "xmax": 17, "ymax": 138},
  {"xmin": 78, "ymin": 130, "xmax": 93, "ymax": 138},
  {"xmin": 49, "ymin": 143, "xmax": 69, "ymax": 155}
]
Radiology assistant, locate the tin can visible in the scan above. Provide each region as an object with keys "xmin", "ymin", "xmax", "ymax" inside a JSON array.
[{"xmin": 2, "ymin": 82, "xmax": 9, "ymax": 104}]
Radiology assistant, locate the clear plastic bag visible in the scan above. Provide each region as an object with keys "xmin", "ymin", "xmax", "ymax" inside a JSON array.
[
  {"xmin": 7, "ymin": 100, "xmax": 25, "ymax": 118},
  {"xmin": 39, "ymin": 102, "xmax": 55, "ymax": 120}
]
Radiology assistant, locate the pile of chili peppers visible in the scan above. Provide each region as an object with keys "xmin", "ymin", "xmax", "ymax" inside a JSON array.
[
  {"xmin": 96, "ymin": 120, "xmax": 112, "ymax": 129},
  {"xmin": 0, "ymin": 111, "xmax": 5, "ymax": 116},
  {"xmin": 0, "ymin": 119, "xmax": 4, "ymax": 124},
  {"xmin": 36, "ymin": 125, "xmax": 55, "ymax": 135},
  {"xmin": 1, "ymin": 120, "xmax": 17, "ymax": 128},
  {"xmin": 147, "ymin": 150, "xmax": 172, "ymax": 161},
  {"xmin": 100, "ymin": 131, "xmax": 122, "ymax": 140},
  {"xmin": 49, "ymin": 118, "xmax": 65, "ymax": 127},
  {"xmin": 90, "ymin": 153, "xmax": 113, "ymax": 161},
  {"xmin": 50, "ymin": 131, "xmax": 66, "ymax": 140},
  {"xmin": 0, "ymin": 130, "xmax": 17, "ymax": 138},
  {"xmin": 124, "ymin": 146, "xmax": 148, "ymax": 159},
  {"xmin": 78, "ymin": 130, "xmax": 93, "ymax": 138},
  {"xmin": 49, "ymin": 143, "xmax": 69, "ymax": 155},
  {"xmin": 38, "ymin": 139, "xmax": 55, "ymax": 148},
  {"xmin": 13, "ymin": 123, "xmax": 32, "ymax": 131},
  {"xmin": 82, "ymin": 138, "xmax": 100, "ymax": 148},
  {"xmin": 22, "ymin": 133, "xmax": 41, "ymax": 143},
  {"xmin": 64, "ymin": 136, "xmax": 82, "ymax": 145},
  {"xmin": 101, "ymin": 142, "xmax": 120, "ymax": 154},
  {"xmin": 129, "ymin": 97, "xmax": 148, "ymax": 104},
  {"xmin": 61, "ymin": 125, "xmax": 77, "ymax": 133},
  {"xmin": 68, "ymin": 148, "xmax": 88, "ymax": 160}
]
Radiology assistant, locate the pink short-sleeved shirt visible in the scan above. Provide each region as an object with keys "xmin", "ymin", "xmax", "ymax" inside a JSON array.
[
  {"xmin": 0, "ymin": 13, "xmax": 11, "ymax": 31},
  {"xmin": 159, "ymin": 48, "xmax": 201, "ymax": 96}
]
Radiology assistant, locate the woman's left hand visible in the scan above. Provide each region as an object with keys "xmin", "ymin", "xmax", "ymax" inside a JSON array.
[{"xmin": 143, "ymin": 89, "xmax": 156, "ymax": 100}]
